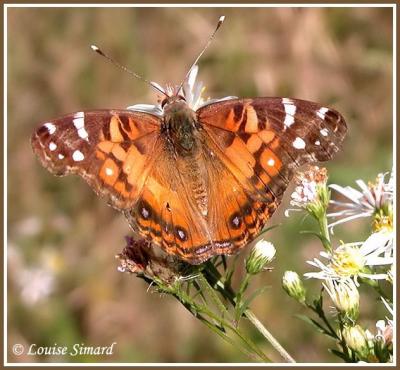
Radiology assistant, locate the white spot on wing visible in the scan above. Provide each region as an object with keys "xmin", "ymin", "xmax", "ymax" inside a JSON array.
[
  {"xmin": 73, "ymin": 112, "xmax": 89, "ymax": 141},
  {"xmin": 267, "ymin": 158, "xmax": 275, "ymax": 167},
  {"xmin": 58, "ymin": 153, "xmax": 65, "ymax": 159},
  {"xmin": 73, "ymin": 117, "xmax": 84, "ymax": 129},
  {"xmin": 317, "ymin": 107, "xmax": 329, "ymax": 120},
  {"xmin": 282, "ymin": 98, "xmax": 293, "ymax": 104},
  {"xmin": 320, "ymin": 128, "xmax": 329, "ymax": 136},
  {"xmin": 282, "ymin": 98, "xmax": 296, "ymax": 127},
  {"xmin": 293, "ymin": 137, "xmax": 306, "ymax": 149},
  {"xmin": 178, "ymin": 229, "xmax": 186, "ymax": 240},
  {"xmin": 315, "ymin": 140, "xmax": 321, "ymax": 146},
  {"xmin": 105, "ymin": 167, "xmax": 113, "ymax": 176},
  {"xmin": 77, "ymin": 127, "xmax": 89, "ymax": 140},
  {"xmin": 49, "ymin": 142, "xmax": 57, "ymax": 151},
  {"xmin": 141, "ymin": 207, "xmax": 149, "ymax": 218},
  {"xmin": 44, "ymin": 123, "xmax": 56, "ymax": 134},
  {"xmin": 72, "ymin": 150, "xmax": 84, "ymax": 161}
]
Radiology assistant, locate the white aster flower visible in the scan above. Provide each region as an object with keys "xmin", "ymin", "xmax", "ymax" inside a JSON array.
[
  {"xmin": 323, "ymin": 278, "xmax": 359, "ymax": 320},
  {"xmin": 365, "ymin": 300, "xmax": 393, "ymax": 352},
  {"xmin": 375, "ymin": 320, "xmax": 393, "ymax": 346},
  {"xmin": 285, "ymin": 166, "xmax": 328, "ymax": 217},
  {"xmin": 17, "ymin": 266, "xmax": 55, "ymax": 305},
  {"xmin": 328, "ymin": 171, "xmax": 393, "ymax": 231},
  {"xmin": 305, "ymin": 231, "xmax": 393, "ymax": 284},
  {"xmin": 127, "ymin": 65, "xmax": 236, "ymax": 115},
  {"xmin": 181, "ymin": 65, "xmax": 206, "ymax": 111}
]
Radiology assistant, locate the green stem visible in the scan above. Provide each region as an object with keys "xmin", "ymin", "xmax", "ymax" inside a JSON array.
[
  {"xmin": 318, "ymin": 213, "xmax": 332, "ymax": 252},
  {"xmin": 237, "ymin": 273, "xmax": 251, "ymax": 300},
  {"xmin": 245, "ymin": 309, "xmax": 296, "ymax": 363},
  {"xmin": 163, "ymin": 279, "xmax": 271, "ymax": 362},
  {"xmin": 197, "ymin": 273, "xmax": 229, "ymax": 316},
  {"xmin": 337, "ymin": 314, "xmax": 353, "ymax": 362},
  {"xmin": 203, "ymin": 263, "xmax": 296, "ymax": 363},
  {"xmin": 308, "ymin": 303, "xmax": 338, "ymax": 339}
]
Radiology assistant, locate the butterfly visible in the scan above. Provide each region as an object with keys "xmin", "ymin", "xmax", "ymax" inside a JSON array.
[{"xmin": 31, "ymin": 19, "xmax": 347, "ymax": 265}]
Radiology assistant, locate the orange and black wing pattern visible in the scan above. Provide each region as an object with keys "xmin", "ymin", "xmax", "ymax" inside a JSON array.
[
  {"xmin": 193, "ymin": 97, "xmax": 347, "ymax": 260},
  {"xmin": 31, "ymin": 110, "xmax": 161, "ymax": 210}
]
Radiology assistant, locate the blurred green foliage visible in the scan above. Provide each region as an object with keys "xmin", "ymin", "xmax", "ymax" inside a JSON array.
[{"xmin": 7, "ymin": 7, "xmax": 393, "ymax": 363}]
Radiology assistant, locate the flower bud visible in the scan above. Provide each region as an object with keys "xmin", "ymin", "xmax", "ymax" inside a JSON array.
[
  {"xmin": 282, "ymin": 271, "xmax": 306, "ymax": 303},
  {"xmin": 245, "ymin": 240, "xmax": 276, "ymax": 275},
  {"xmin": 342, "ymin": 325, "xmax": 370, "ymax": 358},
  {"xmin": 323, "ymin": 279, "xmax": 359, "ymax": 321}
]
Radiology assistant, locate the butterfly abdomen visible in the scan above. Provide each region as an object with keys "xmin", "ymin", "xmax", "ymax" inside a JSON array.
[{"xmin": 178, "ymin": 153, "xmax": 209, "ymax": 218}]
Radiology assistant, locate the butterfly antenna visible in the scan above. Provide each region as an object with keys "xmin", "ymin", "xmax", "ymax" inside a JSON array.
[
  {"xmin": 177, "ymin": 15, "xmax": 225, "ymax": 94},
  {"xmin": 90, "ymin": 45, "xmax": 168, "ymax": 97}
]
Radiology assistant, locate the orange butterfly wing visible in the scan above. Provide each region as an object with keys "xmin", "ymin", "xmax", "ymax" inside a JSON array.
[
  {"xmin": 123, "ymin": 132, "xmax": 273, "ymax": 264},
  {"xmin": 31, "ymin": 110, "xmax": 161, "ymax": 210},
  {"xmin": 192, "ymin": 97, "xmax": 347, "ymax": 261}
]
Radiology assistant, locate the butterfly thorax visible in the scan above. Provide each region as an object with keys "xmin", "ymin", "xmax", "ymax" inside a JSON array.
[{"xmin": 163, "ymin": 99, "xmax": 199, "ymax": 155}]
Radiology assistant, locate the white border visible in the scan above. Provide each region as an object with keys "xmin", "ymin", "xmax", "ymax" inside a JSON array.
[{"xmin": 3, "ymin": 3, "xmax": 397, "ymax": 367}]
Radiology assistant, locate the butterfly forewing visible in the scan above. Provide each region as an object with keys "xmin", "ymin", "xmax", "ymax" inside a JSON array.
[
  {"xmin": 198, "ymin": 97, "xmax": 347, "ymax": 164},
  {"xmin": 31, "ymin": 110, "xmax": 161, "ymax": 210}
]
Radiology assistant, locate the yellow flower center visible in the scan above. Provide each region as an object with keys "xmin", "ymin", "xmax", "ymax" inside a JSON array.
[
  {"xmin": 331, "ymin": 246, "xmax": 365, "ymax": 277},
  {"xmin": 373, "ymin": 213, "xmax": 393, "ymax": 233}
]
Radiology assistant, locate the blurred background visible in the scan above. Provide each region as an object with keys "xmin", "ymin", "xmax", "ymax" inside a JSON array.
[{"xmin": 7, "ymin": 6, "xmax": 393, "ymax": 363}]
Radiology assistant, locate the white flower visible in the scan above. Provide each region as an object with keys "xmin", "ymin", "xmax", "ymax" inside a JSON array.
[
  {"xmin": 285, "ymin": 166, "xmax": 328, "ymax": 217},
  {"xmin": 365, "ymin": 300, "xmax": 393, "ymax": 350},
  {"xmin": 328, "ymin": 171, "xmax": 393, "ymax": 231},
  {"xmin": 375, "ymin": 320, "xmax": 393, "ymax": 345},
  {"xmin": 305, "ymin": 231, "xmax": 393, "ymax": 284},
  {"xmin": 181, "ymin": 65, "xmax": 206, "ymax": 111},
  {"xmin": 246, "ymin": 240, "xmax": 276, "ymax": 274},
  {"xmin": 17, "ymin": 267, "xmax": 55, "ymax": 305},
  {"xmin": 127, "ymin": 64, "xmax": 236, "ymax": 115},
  {"xmin": 323, "ymin": 278, "xmax": 359, "ymax": 320}
]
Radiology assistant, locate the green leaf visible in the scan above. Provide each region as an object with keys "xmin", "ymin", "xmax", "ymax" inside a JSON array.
[
  {"xmin": 312, "ymin": 290, "xmax": 324, "ymax": 313},
  {"xmin": 234, "ymin": 286, "xmax": 269, "ymax": 325},
  {"xmin": 295, "ymin": 314, "xmax": 332, "ymax": 337},
  {"xmin": 191, "ymin": 280, "xmax": 208, "ymax": 303}
]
